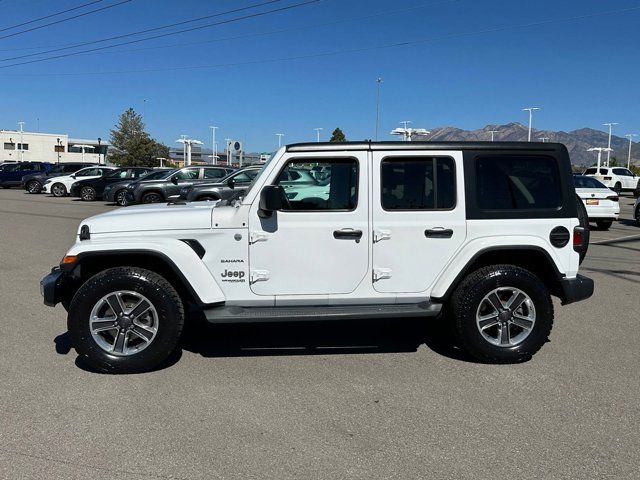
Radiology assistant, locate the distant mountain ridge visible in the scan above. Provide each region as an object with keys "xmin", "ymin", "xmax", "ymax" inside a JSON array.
[{"xmin": 413, "ymin": 122, "xmax": 638, "ymax": 166}]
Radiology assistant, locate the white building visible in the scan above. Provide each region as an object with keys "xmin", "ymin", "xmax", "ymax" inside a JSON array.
[{"xmin": 0, "ymin": 130, "xmax": 108, "ymax": 164}]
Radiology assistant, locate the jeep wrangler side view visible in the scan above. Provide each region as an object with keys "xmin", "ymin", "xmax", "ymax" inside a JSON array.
[{"xmin": 41, "ymin": 142, "xmax": 594, "ymax": 373}]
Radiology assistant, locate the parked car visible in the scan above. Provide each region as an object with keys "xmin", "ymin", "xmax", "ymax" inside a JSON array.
[
  {"xmin": 583, "ymin": 166, "xmax": 639, "ymax": 194},
  {"xmin": 21, "ymin": 162, "xmax": 96, "ymax": 194},
  {"xmin": 69, "ymin": 167, "xmax": 155, "ymax": 201},
  {"xmin": 125, "ymin": 166, "xmax": 234, "ymax": 204},
  {"xmin": 573, "ymin": 175, "xmax": 619, "ymax": 230},
  {"xmin": 104, "ymin": 169, "xmax": 175, "ymax": 206},
  {"xmin": 41, "ymin": 141, "xmax": 593, "ymax": 373},
  {"xmin": 177, "ymin": 166, "xmax": 262, "ymax": 202},
  {"xmin": 42, "ymin": 166, "xmax": 117, "ymax": 197},
  {"xmin": 0, "ymin": 162, "xmax": 52, "ymax": 188}
]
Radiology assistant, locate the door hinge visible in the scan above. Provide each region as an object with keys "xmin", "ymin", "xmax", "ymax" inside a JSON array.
[
  {"xmin": 373, "ymin": 268, "xmax": 392, "ymax": 282},
  {"xmin": 249, "ymin": 231, "xmax": 269, "ymax": 244},
  {"xmin": 373, "ymin": 229, "xmax": 392, "ymax": 243},
  {"xmin": 250, "ymin": 270, "xmax": 270, "ymax": 284}
]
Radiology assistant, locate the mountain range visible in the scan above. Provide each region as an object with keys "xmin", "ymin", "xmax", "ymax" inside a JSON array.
[{"xmin": 413, "ymin": 123, "xmax": 638, "ymax": 166}]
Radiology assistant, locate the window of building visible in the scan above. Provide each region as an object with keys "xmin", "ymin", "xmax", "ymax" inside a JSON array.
[
  {"xmin": 274, "ymin": 159, "xmax": 358, "ymax": 211},
  {"xmin": 17, "ymin": 143, "xmax": 29, "ymax": 150},
  {"xmin": 476, "ymin": 155, "xmax": 561, "ymax": 210},
  {"xmin": 3, "ymin": 142, "xmax": 15, "ymax": 150},
  {"xmin": 381, "ymin": 157, "xmax": 456, "ymax": 210}
]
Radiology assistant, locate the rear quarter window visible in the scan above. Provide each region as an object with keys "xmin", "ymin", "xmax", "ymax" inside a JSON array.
[{"xmin": 476, "ymin": 155, "xmax": 561, "ymax": 210}]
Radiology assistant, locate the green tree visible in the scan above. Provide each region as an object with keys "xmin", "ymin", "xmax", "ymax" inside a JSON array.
[
  {"xmin": 109, "ymin": 108, "xmax": 169, "ymax": 167},
  {"xmin": 609, "ymin": 157, "xmax": 619, "ymax": 167},
  {"xmin": 330, "ymin": 127, "xmax": 346, "ymax": 142}
]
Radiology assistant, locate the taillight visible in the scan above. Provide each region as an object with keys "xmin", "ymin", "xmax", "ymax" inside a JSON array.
[
  {"xmin": 573, "ymin": 226, "xmax": 585, "ymax": 252},
  {"xmin": 606, "ymin": 195, "xmax": 618, "ymax": 202},
  {"xmin": 603, "ymin": 176, "xmax": 612, "ymax": 180}
]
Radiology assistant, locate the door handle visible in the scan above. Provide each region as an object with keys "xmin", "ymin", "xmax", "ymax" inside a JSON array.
[
  {"xmin": 425, "ymin": 228, "xmax": 454, "ymax": 238},
  {"xmin": 333, "ymin": 229, "xmax": 363, "ymax": 240}
]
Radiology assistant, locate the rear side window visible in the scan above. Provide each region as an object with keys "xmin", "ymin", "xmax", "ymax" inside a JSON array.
[
  {"xmin": 584, "ymin": 168, "xmax": 608, "ymax": 175},
  {"xmin": 381, "ymin": 157, "xmax": 456, "ymax": 210},
  {"xmin": 204, "ymin": 168, "xmax": 226, "ymax": 179},
  {"xmin": 476, "ymin": 156, "xmax": 561, "ymax": 210}
]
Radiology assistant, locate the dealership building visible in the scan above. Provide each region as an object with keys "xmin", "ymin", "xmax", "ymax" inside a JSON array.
[{"xmin": 0, "ymin": 130, "xmax": 108, "ymax": 164}]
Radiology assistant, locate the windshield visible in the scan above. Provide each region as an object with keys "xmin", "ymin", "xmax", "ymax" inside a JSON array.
[
  {"xmin": 242, "ymin": 154, "xmax": 277, "ymax": 199},
  {"xmin": 139, "ymin": 169, "xmax": 176, "ymax": 181}
]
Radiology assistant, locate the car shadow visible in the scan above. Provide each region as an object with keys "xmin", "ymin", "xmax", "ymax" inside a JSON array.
[{"xmin": 617, "ymin": 218, "xmax": 639, "ymax": 227}]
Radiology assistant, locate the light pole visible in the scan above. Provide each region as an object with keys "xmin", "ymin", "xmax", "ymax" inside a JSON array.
[
  {"xmin": 276, "ymin": 133, "xmax": 284, "ymax": 148},
  {"xmin": 625, "ymin": 134, "xmax": 637, "ymax": 169},
  {"xmin": 314, "ymin": 127, "xmax": 323, "ymax": 142},
  {"xmin": 18, "ymin": 121, "xmax": 25, "ymax": 161},
  {"xmin": 603, "ymin": 123, "xmax": 618, "ymax": 166},
  {"xmin": 400, "ymin": 120, "xmax": 412, "ymax": 130},
  {"xmin": 56, "ymin": 138, "xmax": 61, "ymax": 164},
  {"xmin": 588, "ymin": 147, "xmax": 612, "ymax": 172},
  {"xmin": 97, "ymin": 137, "xmax": 102, "ymax": 165},
  {"xmin": 488, "ymin": 130, "xmax": 498, "ymax": 141},
  {"xmin": 179, "ymin": 134, "xmax": 188, "ymax": 165},
  {"xmin": 175, "ymin": 138, "xmax": 203, "ymax": 166},
  {"xmin": 522, "ymin": 107, "xmax": 539, "ymax": 142},
  {"xmin": 209, "ymin": 126, "xmax": 218, "ymax": 165},
  {"xmin": 225, "ymin": 138, "xmax": 232, "ymax": 165},
  {"xmin": 375, "ymin": 77, "xmax": 383, "ymax": 141},
  {"xmin": 538, "ymin": 136, "xmax": 550, "ymax": 143}
]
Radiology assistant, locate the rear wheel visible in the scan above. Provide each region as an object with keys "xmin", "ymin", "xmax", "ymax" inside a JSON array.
[
  {"xmin": 115, "ymin": 189, "xmax": 127, "ymax": 206},
  {"xmin": 80, "ymin": 186, "xmax": 97, "ymax": 201},
  {"xmin": 68, "ymin": 267, "xmax": 184, "ymax": 374},
  {"xmin": 635, "ymin": 205, "xmax": 640, "ymax": 226},
  {"xmin": 613, "ymin": 182, "xmax": 622, "ymax": 194},
  {"xmin": 142, "ymin": 192, "xmax": 163, "ymax": 204},
  {"xmin": 451, "ymin": 264, "xmax": 554, "ymax": 363},
  {"xmin": 51, "ymin": 183, "xmax": 67, "ymax": 197},
  {"xmin": 26, "ymin": 180, "xmax": 42, "ymax": 194},
  {"xmin": 596, "ymin": 219, "xmax": 613, "ymax": 230}
]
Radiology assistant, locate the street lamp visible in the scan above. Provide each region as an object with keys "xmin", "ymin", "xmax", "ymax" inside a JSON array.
[
  {"xmin": 488, "ymin": 130, "xmax": 498, "ymax": 142},
  {"xmin": 314, "ymin": 127, "xmax": 323, "ymax": 142},
  {"xmin": 97, "ymin": 137, "xmax": 102, "ymax": 165},
  {"xmin": 522, "ymin": 107, "xmax": 540, "ymax": 142},
  {"xmin": 209, "ymin": 126, "xmax": 218, "ymax": 165},
  {"xmin": 390, "ymin": 124, "xmax": 430, "ymax": 142},
  {"xmin": 538, "ymin": 136, "xmax": 550, "ymax": 143},
  {"xmin": 56, "ymin": 137, "xmax": 61, "ymax": 164},
  {"xmin": 18, "ymin": 121, "xmax": 25, "ymax": 161},
  {"xmin": 625, "ymin": 134, "xmax": 637, "ymax": 169},
  {"xmin": 375, "ymin": 77, "xmax": 383, "ymax": 141},
  {"xmin": 175, "ymin": 137, "xmax": 203, "ymax": 166},
  {"xmin": 276, "ymin": 133, "xmax": 284, "ymax": 148},
  {"xmin": 588, "ymin": 147, "xmax": 613, "ymax": 172},
  {"xmin": 603, "ymin": 123, "xmax": 619, "ymax": 166}
]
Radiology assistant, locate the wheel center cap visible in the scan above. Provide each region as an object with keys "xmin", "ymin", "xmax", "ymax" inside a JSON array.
[
  {"xmin": 118, "ymin": 316, "xmax": 133, "ymax": 329},
  {"xmin": 498, "ymin": 310, "xmax": 511, "ymax": 322}
]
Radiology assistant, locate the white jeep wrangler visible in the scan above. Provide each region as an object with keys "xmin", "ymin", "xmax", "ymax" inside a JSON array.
[{"xmin": 41, "ymin": 142, "xmax": 594, "ymax": 373}]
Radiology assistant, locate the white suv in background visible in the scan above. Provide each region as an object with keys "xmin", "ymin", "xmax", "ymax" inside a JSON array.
[
  {"xmin": 42, "ymin": 166, "xmax": 117, "ymax": 197},
  {"xmin": 583, "ymin": 166, "xmax": 639, "ymax": 194}
]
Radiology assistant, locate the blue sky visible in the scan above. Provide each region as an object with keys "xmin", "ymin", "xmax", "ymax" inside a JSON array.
[{"xmin": 0, "ymin": 0, "xmax": 639, "ymax": 151}]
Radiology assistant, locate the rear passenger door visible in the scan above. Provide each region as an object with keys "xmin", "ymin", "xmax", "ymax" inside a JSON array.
[{"xmin": 371, "ymin": 151, "xmax": 466, "ymax": 294}]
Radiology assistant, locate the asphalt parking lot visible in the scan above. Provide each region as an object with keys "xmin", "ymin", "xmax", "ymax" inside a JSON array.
[{"xmin": 0, "ymin": 189, "xmax": 638, "ymax": 480}]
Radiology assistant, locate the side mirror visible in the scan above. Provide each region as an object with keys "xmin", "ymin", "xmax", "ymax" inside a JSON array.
[
  {"xmin": 171, "ymin": 176, "xmax": 178, "ymax": 185},
  {"xmin": 227, "ymin": 177, "xmax": 236, "ymax": 189},
  {"xmin": 258, "ymin": 185, "xmax": 286, "ymax": 217}
]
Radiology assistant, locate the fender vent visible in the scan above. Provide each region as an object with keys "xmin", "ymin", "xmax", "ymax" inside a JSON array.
[
  {"xmin": 79, "ymin": 224, "xmax": 90, "ymax": 241},
  {"xmin": 550, "ymin": 226, "xmax": 570, "ymax": 248},
  {"xmin": 180, "ymin": 239, "xmax": 205, "ymax": 258}
]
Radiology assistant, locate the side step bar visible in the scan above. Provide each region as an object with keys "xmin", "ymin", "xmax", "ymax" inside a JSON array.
[{"xmin": 204, "ymin": 302, "xmax": 442, "ymax": 324}]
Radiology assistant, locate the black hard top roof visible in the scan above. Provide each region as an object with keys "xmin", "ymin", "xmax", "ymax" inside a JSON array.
[{"xmin": 286, "ymin": 141, "xmax": 565, "ymax": 153}]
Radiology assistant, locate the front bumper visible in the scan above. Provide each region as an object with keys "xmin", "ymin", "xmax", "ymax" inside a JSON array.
[
  {"xmin": 559, "ymin": 274, "xmax": 594, "ymax": 305},
  {"xmin": 40, "ymin": 267, "xmax": 67, "ymax": 307}
]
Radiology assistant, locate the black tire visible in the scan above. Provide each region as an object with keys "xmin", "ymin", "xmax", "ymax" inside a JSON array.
[
  {"xmin": 596, "ymin": 219, "xmax": 613, "ymax": 230},
  {"xmin": 613, "ymin": 182, "xmax": 622, "ymax": 194},
  {"xmin": 635, "ymin": 205, "xmax": 640, "ymax": 227},
  {"xmin": 142, "ymin": 192, "xmax": 163, "ymax": 204},
  {"xmin": 51, "ymin": 183, "xmax": 67, "ymax": 197},
  {"xmin": 115, "ymin": 189, "xmax": 127, "ymax": 206},
  {"xmin": 1, "ymin": 185, "xmax": 10, "ymax": 189},
  {"xmin": 26, "ymin": 180, "xmax": 42, "ymax": 194},
  {"xmin": 68, "ymin": 267, "xmax": 184, "ymax": 374},
  {"xmin": 575, "ymin": 194, "xmax": 590, "ymax": 264},
  {"xmin": 80, "ymin": 186, "xmax": 97, "ymax": 201},
  {"xmin": 450, "ymin": 264, "xmax": 554, "ymax": 363}
]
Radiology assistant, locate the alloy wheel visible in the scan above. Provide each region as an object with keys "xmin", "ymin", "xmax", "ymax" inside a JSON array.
[
  {"xmin": 51, "ymin": 184, "xmax": 66, "ymax": 197},
  {"xmin": 89, "ymin": 291, "xmax": 159, "ymax": 356},
  {"xmin": 27, "ymin": 181, "xmax": 41, "ymax": 194},
  {"xmin": 81, "ymin": 187, "xmax": 96, "ymax": 201},
  {"xmin": 476, "ymin": 287, "xmax": 536, "ymax": 347}
]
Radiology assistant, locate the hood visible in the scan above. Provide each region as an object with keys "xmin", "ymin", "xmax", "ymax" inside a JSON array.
[{"xmin": 80, "ymin": 202, "xmax": 214, "ymax": 235}]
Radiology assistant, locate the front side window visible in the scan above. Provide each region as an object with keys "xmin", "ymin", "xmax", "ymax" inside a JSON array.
[
  {"xmin": 381, "ymin": 157, "xmax": 456, "ymax": 210},
  {"xmin": 174, "ymin": 168, "xmax": 200, "ymax": 181},
  {"xmin": 107, "ymin": 170, "xmax": 128, "ymax": 179},
  {"xmin": 131, "ymin": 169, "xmax": 152, "ymax": 178},
  {"xmin": 477, "ymin": 156, "xmax": 561, "ymax": 210},
  {"xmin": 204, "ymin": 168, "xmax": 226, "ymax": 179},
  {"xmin": 274, "ymin": 159, "xmax": 358, "ymax": 211},
  {"xmin": 76, "ymin": 168, "xmax": 101, "ymax": 177}
]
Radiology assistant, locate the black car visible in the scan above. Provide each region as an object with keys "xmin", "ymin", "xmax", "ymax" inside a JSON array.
[
  {"xmin": 21, "ymin": 162, "xmax": 96, "ymax": 194},
  {"xmin": 125, "ymin": 166, "xmax": 234, "ymax": 205},
  {"xmin": 178, "ymin": 166, "xmax": 262, "ymax": 202},
  {"xmin": 103, "ymin": 169, "xmax": 174, "ymax": 206},
  {"xmin": 1, "ymin": 162, "xmax": 52, "ymax": 189},
  {"xmin": 69, "ymin": 167, "xmax": 155, "ymax": 201}
]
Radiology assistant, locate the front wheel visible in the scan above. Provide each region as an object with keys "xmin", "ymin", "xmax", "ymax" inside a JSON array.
[
  {"xmin": 450, "ymin": 264, "xmax": 554, "ymax": 363},
  {"xmin": 141, "ymin": 192, "xmax": 163, "ymax": 204},
  {"xmin": 115, "ymin": 189, "xmax": 127, "ymax": 206},
  {"xmin": 51, "ymin": 183, "xmax": 67, "ymax": 197},
  {"xmin": 635, "ymin": 206, "xmax": 640, "ymax": 226},
  {"xmin": 596, "ymin": 219, "xmax": 613, "ymax": 230},
  {"xmin": 68, "ymin": 267, "xmax": 185, "ymax": 373},
  {"xmin": 80, "ymin": 186, "xmax": 97, "ymax": 201},
  {"xmin": 26, "ymin": 180, "xmax": 42, "ymax": 194}
]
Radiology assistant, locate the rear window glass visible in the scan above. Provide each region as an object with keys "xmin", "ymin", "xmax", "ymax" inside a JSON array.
[
  {"xmin": 584, "ymin": 168, "xmax": 608, "ymax": 175},
  {"xmin": 574, "ymin": 176, "xmax": 605, "ymax": 189},
  {"xmin": 476, "ymin": 156, "xmax": 561, "ymax": 210}
]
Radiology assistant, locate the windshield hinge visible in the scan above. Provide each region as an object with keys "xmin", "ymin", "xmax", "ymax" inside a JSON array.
[
  {"xmin": 249, "ymin": 231, "xmax": 269, "ymax": 244},
  {"xmin": 250, "ymin": 270, "xmax": 270, "ymax": 284},
  {"xmin": 373, "ymin": 229, "xmax": 392, "ymax": 243},
  {"xmin": 373, "ymin": 268, "xmax": 392, "ymax": 282}
]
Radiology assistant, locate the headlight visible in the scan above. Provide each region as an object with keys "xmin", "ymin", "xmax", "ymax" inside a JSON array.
[{"xmin": 127, "ymin": 184, "xmax": 136, "ymax": 190}]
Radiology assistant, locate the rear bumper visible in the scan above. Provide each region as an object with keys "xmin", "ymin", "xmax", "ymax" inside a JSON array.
[
  {"xmin": 559, "ymin": 274, "xmax": 594, "ymax": 305},
  {"xmin": 40, "ymin": 267, "xmax": 68, "ymax": 307}
]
